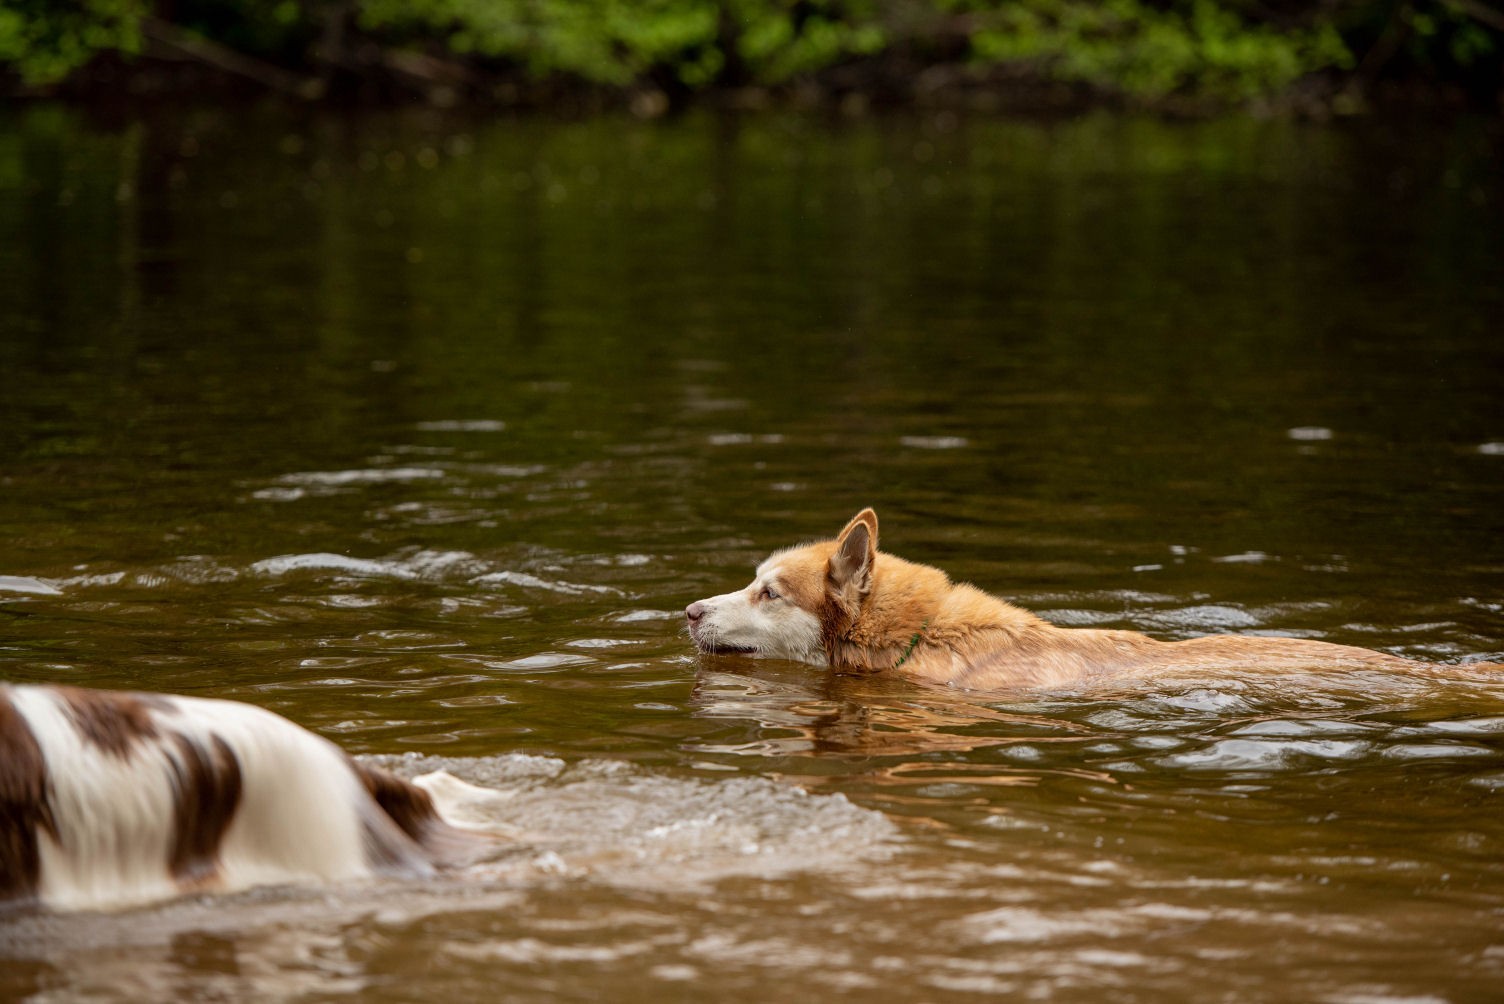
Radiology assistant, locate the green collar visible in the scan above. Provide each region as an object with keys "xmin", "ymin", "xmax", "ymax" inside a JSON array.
[{"xmin": 895, "ymin": 619, "xmax": 930, "ymax": 668}]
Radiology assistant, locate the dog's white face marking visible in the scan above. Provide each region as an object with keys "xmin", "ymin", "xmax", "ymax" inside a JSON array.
[{"xmin": 685, "ymin": 553, "xmax": 825, "ymax": 664}]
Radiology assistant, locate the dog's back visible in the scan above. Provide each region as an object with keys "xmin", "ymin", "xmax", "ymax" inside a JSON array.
[{"xmin": 0, "ymin": 684, "xmax": 485, "ymax": 911}]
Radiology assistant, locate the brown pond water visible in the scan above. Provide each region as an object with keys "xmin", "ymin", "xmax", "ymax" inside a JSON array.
[{"xmin": 1, "ymin": 103, "xmax": 1503, "ymax": 1002}]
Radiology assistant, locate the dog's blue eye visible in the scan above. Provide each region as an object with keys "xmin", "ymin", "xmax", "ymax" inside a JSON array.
[{"xmin": 761, "ymin": 586, "xmax": 779, "ymax": 602}]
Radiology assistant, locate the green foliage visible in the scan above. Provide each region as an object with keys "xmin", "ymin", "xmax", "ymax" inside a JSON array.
[
  {"xmin": 0, "ymin": 0, "xmax": 1497, "ymax": 105},
  {"xmin": 729, "ymin": 0, "xmax": 887, "ymax": 82},
  {"xmin": 0, "ymin": 0, "xmax": 145, "ymax": 85},
  {"xmin": 1402, "ymin": 3, "xmax": 1499, "ymax": 71},
  {"xmin": 360, "ymin": 0, "xmax": 720, "ymax": 86},
  {"xmin": 963, "ymin": 0, "xmax": 1353, "ymax": 101},
  {"xmin": 356, "ymin": 0, "xmax": 889, "ymax": 88}
]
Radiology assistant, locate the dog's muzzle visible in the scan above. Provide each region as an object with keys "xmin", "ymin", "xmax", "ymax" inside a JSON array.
[{"xmin": 684, "ymin": 601, "xmax": 755, "ymax": 654}]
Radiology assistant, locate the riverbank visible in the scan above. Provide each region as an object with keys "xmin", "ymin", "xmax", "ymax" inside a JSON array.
[
  {"xmin": 5, "ymin": 3, "xmax": 1501, "ymax": 118},
  {"xmin": 21, "ymin": 53, "xmax": 1497, "ymax": 123}
]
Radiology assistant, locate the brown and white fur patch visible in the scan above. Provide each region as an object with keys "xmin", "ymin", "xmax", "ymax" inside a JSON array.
[
  {"xmin": 686, "ymin": 508, "xmax": 1499, "ymax": 690},
  {"xmin": 0, "ymin": 684, "xmax": 491, "ymax": 912}
]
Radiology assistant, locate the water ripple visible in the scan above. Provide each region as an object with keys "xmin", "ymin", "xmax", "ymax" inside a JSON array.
[
  {"xmin": 250, "ymin": 553, "xmax": 420, "ymax": 579},
  {"xmin": 0, "ymin": 575, "xmax": 63, "ymax": 596},
  {"xmin": 473, "ymin": 570, "xmax": 622, "ymax": 596},
  {"xmin": 1156, "ymin": 738, "xmax": 1372, "ymax": 772},
  {"xmin": 367, "ymin": 754, "xmax": 901, "ymax": 889}
]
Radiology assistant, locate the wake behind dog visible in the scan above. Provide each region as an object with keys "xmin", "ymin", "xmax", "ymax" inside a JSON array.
[{"xmin": 686, "ymin": 508, "xmax": 1500, "ymax": 690}]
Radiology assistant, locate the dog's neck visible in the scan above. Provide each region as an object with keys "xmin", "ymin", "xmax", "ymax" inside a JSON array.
[
  {"xmin": 893, "ymin": 620, "xmax": 930, "ymax": 668},
  {"xmin": 823, "ymin": 555, "xmax": 1046, "ymax": 673}
]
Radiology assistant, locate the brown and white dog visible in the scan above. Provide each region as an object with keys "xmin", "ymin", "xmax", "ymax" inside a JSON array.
[
  {"xmin": 684, "ymin": 508, "xmax": 1490, "ymax": 690},
  {"xmin": 0, "ymin": 684, "xmax": 489, "ymax": 911}
]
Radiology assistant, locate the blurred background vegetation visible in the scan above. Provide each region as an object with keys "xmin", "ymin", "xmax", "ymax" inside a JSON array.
[{"xmin": 1, "ymin": 1, "xmax": 1501, "ymax": 111}]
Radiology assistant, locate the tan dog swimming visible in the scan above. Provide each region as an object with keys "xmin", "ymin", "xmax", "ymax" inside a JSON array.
[{"xmin": 685, "ymin": 508, "xmax": 1490, "ymax": 690}]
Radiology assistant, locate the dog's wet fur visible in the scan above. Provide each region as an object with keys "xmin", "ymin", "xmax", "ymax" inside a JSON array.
[
  {"xmin": 686, "ymin": 508, "xmax": 1494, "ymax": 690},
  {"xmin": 0, "ymin": 684, "xmax": 491, "ymax": 911}
]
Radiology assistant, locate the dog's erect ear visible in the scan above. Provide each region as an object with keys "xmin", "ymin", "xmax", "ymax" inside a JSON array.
[{"xmin": 829, "ymin": 508, "xmax": 878, "ymax": 597}]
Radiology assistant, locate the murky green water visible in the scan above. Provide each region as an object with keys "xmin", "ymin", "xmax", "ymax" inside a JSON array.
[{"xmin": 2, "ymin": 103, "xmax": 1503, "ymax": 1001}]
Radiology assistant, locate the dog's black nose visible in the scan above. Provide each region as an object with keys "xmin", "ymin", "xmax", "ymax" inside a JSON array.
[{"xmin": 685, "ymin": 601, "xmax": 705, "ymax": 623}]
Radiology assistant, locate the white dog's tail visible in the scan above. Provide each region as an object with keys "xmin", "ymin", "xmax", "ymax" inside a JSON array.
[{"xmin": 348, "ymin": 758, "xmax": 492, "ymax": 871}]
